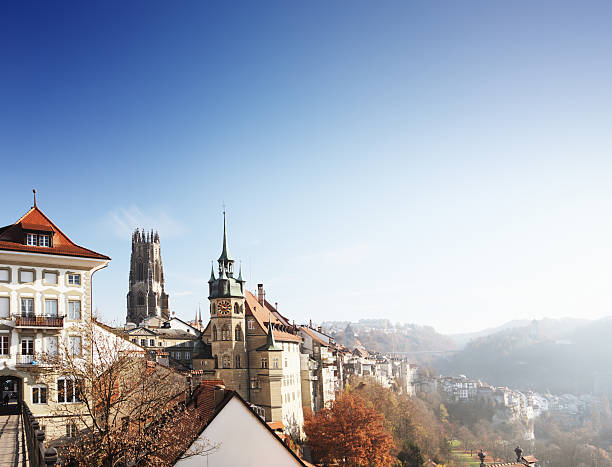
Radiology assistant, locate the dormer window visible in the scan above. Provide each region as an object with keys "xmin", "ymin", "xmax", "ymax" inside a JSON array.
[{"xmin": 25, "ymin": 233, "xmax": 51, "ymax": 247}]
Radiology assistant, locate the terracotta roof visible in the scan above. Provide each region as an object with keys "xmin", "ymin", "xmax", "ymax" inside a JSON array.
[
  {"xmin": 245, "ymin": 290, "xmax": 302, "ymax": 343},
  {"xmin": 0, "ymin": 205, "xmax": 110, "ymax": 260},
  {"xmin": 267, "ymin": 421, "xmax": 284, "ymax": 430}
]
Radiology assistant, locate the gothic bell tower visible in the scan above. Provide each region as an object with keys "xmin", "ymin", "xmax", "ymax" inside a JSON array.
[
  {"xmin": 208, "ymin": 212, "xmax": 248, "ymax": 398},
  {"xmin": 126, "ymin": 229, "xmax": 170, "ymax": 325}
]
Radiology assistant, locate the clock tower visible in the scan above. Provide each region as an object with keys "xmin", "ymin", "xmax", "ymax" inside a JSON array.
[{"xmin": 208, "ymin": 212, "xmax": 248, "ymax": 398}]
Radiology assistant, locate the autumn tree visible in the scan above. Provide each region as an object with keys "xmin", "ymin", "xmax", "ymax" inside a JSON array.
[
  {"xmin": 39, "ymin": 317, "xmax": 216, "ymax": 466},
  {"xmin": 304, "ymin": 392, "xmax": 395, "ymax": 467}
]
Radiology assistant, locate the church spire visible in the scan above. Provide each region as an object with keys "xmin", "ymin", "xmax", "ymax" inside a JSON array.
[
  {"xmin": 208, "ymin": 262, "xmax": 216, "ymax": 282},
  {"xmin": 218, "ymin": 211, "xmax": 233, "ymax": 262}
]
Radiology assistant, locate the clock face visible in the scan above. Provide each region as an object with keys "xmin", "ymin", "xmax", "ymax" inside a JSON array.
[{"xmin": 218, "ymin": 300, "xmax": 231, "ymax": 315}]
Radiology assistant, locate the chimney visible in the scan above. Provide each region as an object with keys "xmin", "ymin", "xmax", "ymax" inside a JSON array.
[
  {"xmin": 257, "ymin": 284, "xmax": 265, "ymax": 305},
  {"xmin": 214, "ymin": 384, "xmax": 226, "ymax": 407},
  {"xmin": 275, "ymin": 302, "xmax": 278, "ymax": 310},
  {"xmin": 318, "ymin": 326, "xmax": 322, "ymax": 333}
]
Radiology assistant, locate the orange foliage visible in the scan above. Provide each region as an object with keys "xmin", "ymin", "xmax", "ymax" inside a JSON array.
[{"xmin": 304, "ymin": 393, "xmax": 395, "ymax": 467}]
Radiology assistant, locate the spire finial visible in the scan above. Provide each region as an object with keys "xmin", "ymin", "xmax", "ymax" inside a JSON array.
[
  {"xmin": 33, "ymin": 189, "xmax": 37, "ymax": 208},
  {"xmin": 218, "ymin": 207, "xmax": 233, "ymax": 263}
]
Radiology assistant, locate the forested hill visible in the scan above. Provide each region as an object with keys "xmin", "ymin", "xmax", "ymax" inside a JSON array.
[
  {"xmin": 322, "ymin": 319, "xmax": 458, "ymax": 360},
  {"xmin": 436, "ymin": 317, "xmax": 612, "ymax": 396}
]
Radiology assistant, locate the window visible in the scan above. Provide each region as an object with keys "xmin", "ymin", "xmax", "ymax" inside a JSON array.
[
  {"xmin": 43, "ymin": 271, "xmax": 58, "ymax": 284},
  {"xmin": 235, "ymin": 325, "xmax": 243, "ymax": 341},
  {"xmin": 45, "ymin": 299, "xmax": 58, "ymax": 317},
  {"xmin": 137, "ymin": 293, "xmax": 145, "ymax": 306},
  {"xmin": 21, "ymin": 298, "xmax": 34, "ymax": 316},
  {"xmin": 26, "ymin": 233, "xmax": 37, "ymax": 246},
  {"xmin": 222, "ymin": 355, "xmax": 231, "ymax": 368},
  {"xmin": 175, "ymin": 351, "xmax": 182, "ymax": 360},
  {"xmin": 235, "ymin": 355, "xmax": 241, "ymax": 368},
  {"xmin": 247, "ymin": 319, "xmax": 255, "ymax": 331},
  {"xmin": 39, "ymin": 235, "xmax": 50, "ymax": 247},
  {"xmin": 221, "ymin": 325, "xmax": 230, "ymax": 341},
  {"xmin": 149, "ymin": 339, "xmax": 155, "ymax": 347},
  {"xmin": 57, "ymin": 377, "xmax": 82, "ymax": 403},
  {"xmin": 0, "ymin": 297, "xmax": 9, "ymax": 318},
  {"xmin": 67, "ymin": 274, "xmax": 81, "ymax": 286},
  {"xmin": 0, "ymin": 336, "xmax": 9, "ymax": 356},
  {"xmin": 45, "ymin": 336, "xmax": 58, "ymax": 357},
  {"xmin": 185, "ymin": 352, "xmax": 190, "ymax": 360},
  {"xmin": 140, "ymin": 339, "xmax": 146, "ymax": 346},
  {"xmin": 0, "ymin": 268, "xmax": 10, "ymax": 283},
  {"xmin": 234, "ymin": 303, "xmax": 240, "ymax": 314},
  {"xmin": 261, "ymin": 357, "xmax": 268, "ymax": 369},
  {"xmin": 21, "ymin": 337, "xmax": 34, "ymax": 355},
  {"xmin": 137, "ymin": 262, "xmax": 144, "ymax": 282},
  {"xmin": 66, "ymin": 423, "xmax": 77, "ymax": 438},
  {"xmin": 212, "ymin": 325, "xmax": 217, "ymax": 341},
  {"xmin": 19, "ymin": 270, "xmax": 34, "ymax": 283},
  {"xmin": 68, "ymin": 301, "xmax": 81, "ymax": 320},
  {"xmin": 32, "ymin": 385, "xmax": 47, "ymax": 404},
  {"xmin": 273, "ymin": 357, "xmax": 280, "ymax": 369},
  {"xmin": 69, "ymin": 336, "xmax": 82, "ymax": 356}
]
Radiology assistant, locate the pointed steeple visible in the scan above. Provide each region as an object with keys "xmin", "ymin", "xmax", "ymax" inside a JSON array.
[
  {"xmin": 237, "ymin": 263, "xmax": 243, "ymax": 282},
  {"xmin": 198, "ymin": 305, "xmax": 202, "ymax": 324},
  {"xmin": 257, "ymin": 310, "xmax": 282, "ymax": 351},
  {"xmin": 218, "ymin": 211, "xmax": 233, "ymax": 262},
  {"xmin": 208, "ymin": 262, "xmax": 216, "ymax": 282}
]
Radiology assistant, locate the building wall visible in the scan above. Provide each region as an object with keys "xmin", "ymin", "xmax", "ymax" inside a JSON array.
[
  {"xmin": 0, "ymin": 252, "xmax": 108, "ymax": 440},
  {"xmin": 175, "ymin": 397, "xmax": 304, "ymax": 467}
]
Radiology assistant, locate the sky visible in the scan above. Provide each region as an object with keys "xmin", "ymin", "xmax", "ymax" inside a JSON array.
[{"xmin": 1, "ymin": 1, "xmax": 612, "ymax": 334}]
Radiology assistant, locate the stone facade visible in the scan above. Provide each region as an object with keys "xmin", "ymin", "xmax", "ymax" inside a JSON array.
[{"xmin": 126, "ymin": 229, "xmax": 169, "ymax": 325}]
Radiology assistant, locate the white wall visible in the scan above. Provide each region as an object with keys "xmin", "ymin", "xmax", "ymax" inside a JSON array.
[{"xmin": 175, "ymin": 397, "xmax": 303, "ymax": 467}]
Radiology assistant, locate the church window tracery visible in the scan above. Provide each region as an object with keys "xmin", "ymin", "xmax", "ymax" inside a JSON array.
[
  {"xmin": 221, "ymin": 325, "xmax": 230, "ymax": 341},
  {"xmin": 212, "ymin": 325, "xmax": 217, "ymax": 341},
  {"xmin": 222, "ymin": 355, "xmax": 231, "ymax": 368},
  {"xmin": 235, "ymin": 325, "xmax": 243, "ymax": 341}
]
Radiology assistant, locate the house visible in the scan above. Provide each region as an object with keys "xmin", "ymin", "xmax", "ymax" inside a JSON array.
[
  {"xmin": 0, "ymin": 197, "xmax": 111, "ymax": 436},
  {"xmin": 198, "ymin": 214, "xmax": 304, "ymax": 435},
  {"xmin": 171, "ymin": 383, "xmax": 308, "ymax": 466}
]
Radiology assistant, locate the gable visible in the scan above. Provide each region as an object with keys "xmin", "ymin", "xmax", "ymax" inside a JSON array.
[{"xmin": 175, "ymin": 396, "xmax": 304, "ymax": 467}]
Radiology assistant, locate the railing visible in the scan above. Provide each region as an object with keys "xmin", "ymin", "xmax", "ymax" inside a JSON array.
[
  {"xmin": 16, "ymin": 354, "xmax": 34, "ymax": 365},
  {"xmin": 22, "ymin": 402, "xmax": 58, "ymax": 467},
  {"xmin": 14, "ymin": 314, "xmax": 64, "ymax": 327}
]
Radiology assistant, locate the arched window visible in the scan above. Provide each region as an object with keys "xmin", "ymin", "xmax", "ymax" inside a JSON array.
[
  {"xmin": 212, "ymin": 325, "xmax": 217, "ymax": 341},
  {"xmin": 222, "ymin": 355, "xmax": 231, "ymax": 368},
  {"xmin": 235, "ymin": 355, "xmax": 241, "ymax": 368},
  {"xmin": 234, "ymin": 303, "xmax": 240, "ymax": 314},
  {"xmin": 235, "ymin": 325, "xmax": 243, "ymax": 341},
  {"xmin": 137, "ymin": 261, "xmax": 144, "ymax": 282},
  {"xmin": 221, "ymin": 325, "xmax": 230, "ymax": 341},
  {"xmin": 213, "ymin": 355, "xmax": 218, "ymax": 369},
  {"xmin": 137, "ymin": 293, "xmax": 145, "ymax": 306}
]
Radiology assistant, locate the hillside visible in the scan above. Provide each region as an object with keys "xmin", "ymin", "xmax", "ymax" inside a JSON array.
[
  {"xmin": 436, "ymin": 317, "xmax": 612, "ymax": 396},
  {"xmin": 322, "ymin": 319, "xmax": 458, "ymax": 362}
]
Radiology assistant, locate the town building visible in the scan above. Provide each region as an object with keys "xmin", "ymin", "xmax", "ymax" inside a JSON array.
[
  {"xmin": 198, "ymin": 215, "xmax": 304, "ymax": 435},
  {"xmin": 171, "ymin": 383, "xmax": 309, "ymax": 466},
  {"xmin": 126, "ymin": 228, "xmax": 170, "ymax": 325},
  {"xmin": 0, "ymin": 197, "xmax": 138, "ymax": 437}
]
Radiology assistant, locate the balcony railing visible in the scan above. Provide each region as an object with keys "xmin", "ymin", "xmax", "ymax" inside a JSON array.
[
  {"xmin": 14, "ymin": 314, "xmax": 64, "ymax": 328},
  {"xmin": 16, "ymin": 354, "xmax": 34, "ymax": 365}
]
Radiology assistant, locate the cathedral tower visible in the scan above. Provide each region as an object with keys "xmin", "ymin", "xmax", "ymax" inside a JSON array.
[
  {"xmin": 208, "ymin": 213, "xmax": 248, "ymax": 398},
  {"xmin": 126, "ymin": 229, "xmax": 170, "ymax": 324}
]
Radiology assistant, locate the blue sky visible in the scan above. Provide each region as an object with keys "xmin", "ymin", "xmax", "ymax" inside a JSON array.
[{"xmin": 2, "ymin": 2, "xmax": 612, "ymax": 333}]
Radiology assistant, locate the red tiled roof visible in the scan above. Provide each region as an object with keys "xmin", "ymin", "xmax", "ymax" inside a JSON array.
[
  {"xmin": 245, "ymin": 290, "xmax": 302, "ymax": 343},
  {"xmin": 0, "ymin": 205, "xmax": 109, "ymax": 260}
]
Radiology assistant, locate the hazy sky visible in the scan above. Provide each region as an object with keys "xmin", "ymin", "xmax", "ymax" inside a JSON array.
[{"xmin": 2, "ymin": 2, "xmax": 612, "ymax": 334}]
